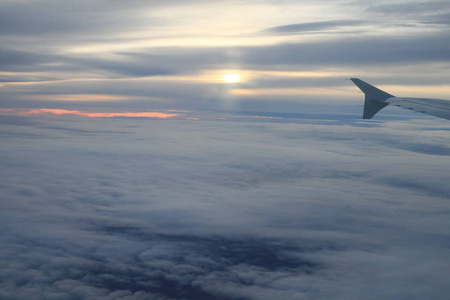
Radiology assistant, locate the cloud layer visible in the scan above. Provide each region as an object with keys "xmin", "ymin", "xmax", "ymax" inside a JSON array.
[
  {"xmin": 1, "ymin": 113, "xmax": 449, "ymax": 299},
  {"xmin": 0, "ymin": 0, "xmax": 449, "ymax": 110}
]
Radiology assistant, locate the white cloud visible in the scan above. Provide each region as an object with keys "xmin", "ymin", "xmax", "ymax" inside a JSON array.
[{"xmin": 0, "ymin": 113, "xmax": 449, "ymax": 299}]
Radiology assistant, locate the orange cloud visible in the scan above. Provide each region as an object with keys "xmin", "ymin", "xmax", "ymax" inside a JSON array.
[{"xmin": 10, "ymin": 109, "xmax": 178, "ymax": 118}]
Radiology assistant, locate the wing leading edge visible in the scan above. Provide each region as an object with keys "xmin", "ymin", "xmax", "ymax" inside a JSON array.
[{"xmin": 350, "ymin": 78, "xmax": 450, "ymax": 120}]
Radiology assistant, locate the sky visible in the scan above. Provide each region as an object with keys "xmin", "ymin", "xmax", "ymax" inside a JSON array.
[
  {"xmin": 1, "ymin": 0, "xmax": 450, "ymax": 112},
  {"xmin": 1, "ymin": 1, "xmax": 450, "ymax": 300}
]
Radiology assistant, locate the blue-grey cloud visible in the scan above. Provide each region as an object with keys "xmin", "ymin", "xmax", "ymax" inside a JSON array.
[
  {"xmin": 0, "ymin": 0, "xmax": 216, "ymax": 37},
  {"xmin": 0, "ymin": 46, "xmax": 236, "ymax": 81},
  {"xmin": 359, "ymin": 1, "xmax": 450, "ymax": 28},
  {"xmin": 240, "ymin": 33, "xmax": 450, "ymax": 67},
  {"xmin": 0, "ymin": 0, "xmax": 160, "ymax": 36},
  {"xmin": 367, "ymin": 1, "xmax": 450, "ymax": 17},
  {"xmin": 264, "ymin": 20, "xmax": 365, "ymax": 34},
  {"xmin": 72, "ymin": 49, "xmax": 235, "ymax": 78},
  {"xmin": 421, "ymin": 12, "xmax": 450, "ymax": 25},
  {"xmin": 1, "ymin": 113, "xmax": 449, "ymax": 299},
  {"xmin": 0, "ymin": 48, "xmax": 57, "ymax": 69}
]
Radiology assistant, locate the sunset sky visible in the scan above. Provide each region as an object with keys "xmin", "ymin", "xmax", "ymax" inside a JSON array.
[
  {"xmin": 1, "ymin": 0, "xmax": 450, "ymax": 114},
  {"xmin": 1, "ymin": 1, "xmax": 450, "ymax": 300}
]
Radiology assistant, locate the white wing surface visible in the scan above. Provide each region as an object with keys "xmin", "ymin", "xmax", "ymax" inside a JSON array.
[{"xmin": 351, "ymin": 78, "xmax": 450, "ymax": 120}]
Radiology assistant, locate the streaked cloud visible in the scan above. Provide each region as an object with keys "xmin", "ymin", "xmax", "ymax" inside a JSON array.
[
  {"xmin": 264, "ymin": 20, "xmax": 365, "ymax": 34},
  {"xmin": 2, "ymin": 108, "xmax": 179, "ymax": 118}
]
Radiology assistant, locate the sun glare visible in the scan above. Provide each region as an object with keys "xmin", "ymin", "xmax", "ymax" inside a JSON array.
[{"xmin": 221, "ymin": 74, "xmax": 240, "ymax": 83}]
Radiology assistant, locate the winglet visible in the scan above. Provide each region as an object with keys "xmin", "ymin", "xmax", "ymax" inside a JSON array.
[{"xmin": 350, "ymin": 78, "xmax": 394, "ymax": 119}]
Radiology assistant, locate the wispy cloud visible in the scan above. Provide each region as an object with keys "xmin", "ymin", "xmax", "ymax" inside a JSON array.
[
  {"xmin": 0, "ymin": 1, "xmax": 449, "ymax": 111},
  {"xmin": 264, "ymin": 20, "xmax": 365, "ymax": 34},
  {"xmin": 2, "ymin": 108, "xmax": 179, "ymax": 118}
]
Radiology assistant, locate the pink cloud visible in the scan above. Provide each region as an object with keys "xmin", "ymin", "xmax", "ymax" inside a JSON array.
[{"xmin": 6, "ymin": 109, "xmax": 178, "ymax": 118}]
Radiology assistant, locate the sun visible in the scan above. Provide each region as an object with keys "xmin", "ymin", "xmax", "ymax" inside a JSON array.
[{"xmin": 221, "ymin": 73, "xmax": 240, "ymax": 83}]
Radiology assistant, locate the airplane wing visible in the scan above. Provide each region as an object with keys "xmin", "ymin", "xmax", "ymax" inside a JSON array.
[
  {"xmin": 386, "ymin": 97, "xmax": 450, "ymax": 120},
  {"xmin": 350, "ymin": 78, "xmax": 450, "ymax": 120}
]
